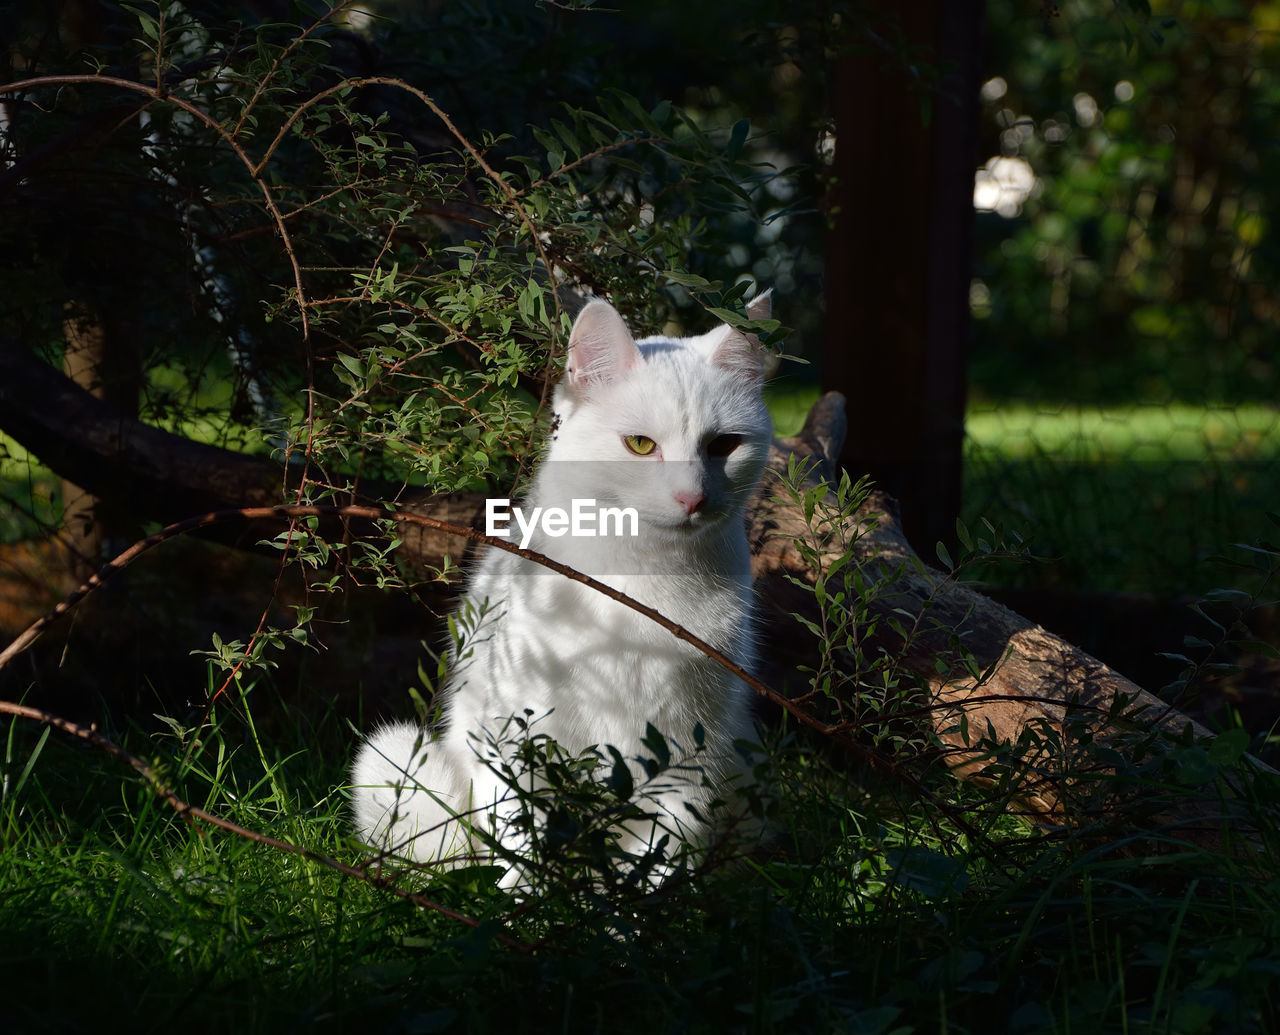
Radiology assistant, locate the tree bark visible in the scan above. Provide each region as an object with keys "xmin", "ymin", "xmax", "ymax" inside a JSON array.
[
  {"xmin": 59, "ymin": 302, "xmax": 111, "ymax": 580},
  {"xmin": 56, "ymin": 300, "xmax": 144, "ymax": 582},
  {"xmin": 824, "ymin": 1, "xmax": 984, "ymax": 556},
  {"xmin": 0, "ymin": 336, "xmax": 286, "ymax": 527},
  {"xmin": 1, "ymin": 340, "xmax": 1265, "ymax": 836}
]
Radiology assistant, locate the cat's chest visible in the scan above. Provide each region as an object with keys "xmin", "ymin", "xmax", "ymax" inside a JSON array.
[
  {"xmin": 504, "ymin": 575, "xmax": 748, "ymax": 741},
  {"xmin": 587, "ymin": 575, "xmax": 744, "ymax": 651},
  {"xmin": 485, "ymin": 558, "xmax": 747, "ymax": 651},
  {"xmin": 446, "ymin": 519, "xmax": 759, "ymax": 755}
]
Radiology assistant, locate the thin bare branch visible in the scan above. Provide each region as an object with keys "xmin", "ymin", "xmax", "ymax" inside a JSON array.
[
  {"xmin": 0, "ymin": 698, "xmax": 531, "ymax": 950},
  {"xmin": 0, "ymin": 74, "xmax": 311, "ymax": 341}
]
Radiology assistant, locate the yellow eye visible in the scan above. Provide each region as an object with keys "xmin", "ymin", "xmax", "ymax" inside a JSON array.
[{"xmin": 624, "ymin": 434, "xmax": 657, "ymax": 456}]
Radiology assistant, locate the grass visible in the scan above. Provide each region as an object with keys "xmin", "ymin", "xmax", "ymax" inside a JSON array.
[
  {"xmin": 0, "ymin": 436, "xmax": 59, "ymax": 542},
  {"xmin": 3, "ymin": 678, "xmax": 1279, "ymax": 1033},
  {"xmin": 965, "ymin": 402, "xmax": 1280, "ymax": 463},
  {"xmin": 765, "ymin": 383, "xmax": 1280, "ymax": 465},
  {"xmin": 964, "ymin": 402, "xmax": 1280, "ymax": 595},
  {"xmin": 765, "ymin": 382, "xmax": 1280, "ymax": 596}
]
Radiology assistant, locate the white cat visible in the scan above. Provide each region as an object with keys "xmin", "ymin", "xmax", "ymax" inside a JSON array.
[{"xmin": 351, "ymin": 292, "xmax": 773, "ymax": 878}]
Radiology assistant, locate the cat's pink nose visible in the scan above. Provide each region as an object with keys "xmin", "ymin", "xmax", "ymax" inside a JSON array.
[{"xmin": 675, "ymin": 491, "xmax": 705, "ymax": 515}]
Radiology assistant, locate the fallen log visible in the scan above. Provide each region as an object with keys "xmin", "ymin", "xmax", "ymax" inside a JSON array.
[{"xmin": 747, "ymin": 394, "xmax": 1279, "ymax": 842}]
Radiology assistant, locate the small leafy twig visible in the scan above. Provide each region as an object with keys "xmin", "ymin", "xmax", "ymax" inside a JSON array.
[{"xmin": 230, "ymin": 0, "xmax": 353, "ymax": 140}]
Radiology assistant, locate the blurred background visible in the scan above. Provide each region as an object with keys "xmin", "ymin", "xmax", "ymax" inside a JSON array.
[{"xmin": 966, "ymin": 0, "xmax": 1280, "ymax": 602}]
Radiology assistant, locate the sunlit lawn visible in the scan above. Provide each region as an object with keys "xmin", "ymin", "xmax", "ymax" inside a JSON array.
[
  {"xmin": 965, "ymin": 402, "xmax": 1280, "ymax": 463},
  {"xmin": 766, "ymin": 383, "xmax": 1280, "ymax": 463},
  {"xmin": 963, "ymin": 401, "xmax": 1280, "ymax": 594},
  {"xmin": 765, "ymin": 382, "xmax": 1280, "ymax": 595}
]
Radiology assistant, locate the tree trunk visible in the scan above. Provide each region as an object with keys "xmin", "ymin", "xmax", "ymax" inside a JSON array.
[
  {"xmin": 745, "ymin": 395, "xmax": 1271, "ymax": 842},
  {"xmin": 0, "ymin": 335, "xmax": 286, "ymax": 528},
  {"xmin": 58, "ymin": 302, "xmax": 111, "ymax": 582},
  {"xmin": 51, "ymin": 300, "xmax": 144, "ymax": 589},
  {"xmin": 824, "ymin": 1, "xmax": 984, "ymax": 555}
]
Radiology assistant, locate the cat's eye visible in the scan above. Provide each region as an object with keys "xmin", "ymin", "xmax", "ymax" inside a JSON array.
[
  {"xmin": 707, "ymin": 434, "xmax": 744, "ymax": 457},
  {"xmin": 624, "ymin": 434, "xmax": 657, "ymax": 456}
]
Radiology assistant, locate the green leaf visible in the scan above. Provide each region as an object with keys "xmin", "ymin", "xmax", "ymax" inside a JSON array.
[
  {"xmin": 885, "ymin": 845, "xmax": 969, "ymax": 900},
  {"xmin": 1208, "ymin": 728, "xmax": 1250, "ymax": 766},
  {"xmin": 726, "ymin": 118, "xmax": 750, "ymax": 160},
  {"xmin": 122, "ymin": 4, "xmax": 159, "ymax": 41},
  {"xmin": 936, "ymin": 541, "xmax": 954, "ymax": 570},
  {"xmin": 1235, "ymin": 639, "xmax": 1280, "ymax": 661},
  {"xmin": 663, "ymin": 271, "xmax": 714, "ymax": 290},
  {"xmin": 609, "ymin": 90, "xmax": 653, "ymax": 128},
  {"xmin": 551, "ymin": 118, "xmax": 580, "ymax": 156}
]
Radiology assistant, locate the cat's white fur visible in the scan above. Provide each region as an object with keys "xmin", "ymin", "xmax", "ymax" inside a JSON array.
[{"xmin": 351, "ymin": 293, "xmax": 773, "ymax": 873}]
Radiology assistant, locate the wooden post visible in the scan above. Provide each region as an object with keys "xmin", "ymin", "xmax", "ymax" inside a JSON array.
[{"xmin": 824, "ymin": 1, "xmax": 985, "ymax": 554}]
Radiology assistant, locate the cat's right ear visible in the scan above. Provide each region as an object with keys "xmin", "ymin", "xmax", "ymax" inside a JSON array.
[{"xmin": 564, "ymin": 300, "xmax": 641, "ymax": 396}]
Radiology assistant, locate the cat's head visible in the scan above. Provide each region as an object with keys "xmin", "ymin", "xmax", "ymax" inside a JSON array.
[{"xmin": 542, "ymin": 294, "xmax": 773, "ymax": 539}]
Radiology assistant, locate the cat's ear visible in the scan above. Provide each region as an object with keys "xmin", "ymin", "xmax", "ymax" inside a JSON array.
[
  {"xmin": 711, "ymin": 290, "xmax": 772, "ymax": 385},
  {"xmin": 745, "ymin": 290, "xmax": 772, "ymax": 326},
  {"xmin": 564, "ymin": 300, "xmax": 642, "ymax": 396}
]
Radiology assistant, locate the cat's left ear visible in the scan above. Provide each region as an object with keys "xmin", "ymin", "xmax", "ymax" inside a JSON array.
[
  {"xmin": 711, "ymin": 290, "xmax": 772, "ymax": 385},
  {"xmin": 564, "ymin": 299, "xmax": 642, "ymax": 397}
]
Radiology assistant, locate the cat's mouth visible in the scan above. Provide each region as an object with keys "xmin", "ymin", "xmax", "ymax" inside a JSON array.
[{"xmin": 654, "ymin": 507, "xmax": 723, "ymax": 534}]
